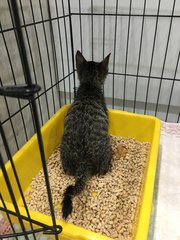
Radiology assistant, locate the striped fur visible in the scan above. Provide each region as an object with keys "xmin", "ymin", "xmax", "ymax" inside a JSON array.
[{"xmin": 61, "ymin": 51, "xmax": 112, "ymax": 219}]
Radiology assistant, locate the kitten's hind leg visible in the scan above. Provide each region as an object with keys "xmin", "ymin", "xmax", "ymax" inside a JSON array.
[
  {"xmin": 61, "ymin": 156, "xmax": 76, "ymax": 176},
  {"xmin": 63, "ymin": 167, "xmax": 75, "ymax": 176},
  {"xmin": 99, "ymin": 152, "xmax": 112, "ymax": 175}
]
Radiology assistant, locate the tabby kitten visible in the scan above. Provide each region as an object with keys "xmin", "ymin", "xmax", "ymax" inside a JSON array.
[{"xmin": 61, "ymin": 51, "xmax": 112, "ymax": 219}]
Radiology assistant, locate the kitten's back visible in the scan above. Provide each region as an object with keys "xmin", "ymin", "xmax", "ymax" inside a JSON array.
[{"xmin": 61, "ymin": 51, "xmax": 112, "ymax": 219}]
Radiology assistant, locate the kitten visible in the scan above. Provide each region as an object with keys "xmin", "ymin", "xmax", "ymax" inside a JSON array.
[{"xmin": 61, "ymin": 51, "xmax": 112, "ymax": 219}]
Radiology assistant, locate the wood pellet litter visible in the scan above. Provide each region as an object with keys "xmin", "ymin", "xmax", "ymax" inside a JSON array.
[{"xmin": 24, "ymin": 135, "xmax": 150, "ymax": 240}]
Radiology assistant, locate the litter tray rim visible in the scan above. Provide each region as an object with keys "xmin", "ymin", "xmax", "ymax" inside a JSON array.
[{"xmin": 0, "ymin": 105, "xmax": 161, "ymax": 240}]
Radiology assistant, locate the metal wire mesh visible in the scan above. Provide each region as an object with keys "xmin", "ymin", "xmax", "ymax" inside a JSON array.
[{"xmin": 0, "ymin": 0, "xmax": 180, "ymax": 238}]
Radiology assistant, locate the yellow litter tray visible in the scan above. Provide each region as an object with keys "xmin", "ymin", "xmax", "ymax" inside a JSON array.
[{"xmin": 0, "ymin": 104, "xmax": 161, "ymax": 240}]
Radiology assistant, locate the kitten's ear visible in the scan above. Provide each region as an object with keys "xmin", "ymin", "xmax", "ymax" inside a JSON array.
[
  {"xmin": 76, "ymin": 51, "xmax": 86, "ymax": 68},
  {"xmin": 98, "ymin": 53, "xmax": 111, "ymax": 83},
  {"xmin": 100, "ymin": 53, "xmax": 111, "ymax": 69}
]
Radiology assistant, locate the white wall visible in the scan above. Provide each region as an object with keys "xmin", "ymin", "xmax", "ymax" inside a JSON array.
[{"xmin": 69, "ymin": 0, "xmax": 180, "ymax": 121}]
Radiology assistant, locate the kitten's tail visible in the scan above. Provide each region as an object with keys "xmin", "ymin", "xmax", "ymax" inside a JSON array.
[{"xmin": 62, "ymin": 173, "xmax": 88, "ymax": 220}]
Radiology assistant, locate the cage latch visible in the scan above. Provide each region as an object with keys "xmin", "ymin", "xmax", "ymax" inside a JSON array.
[
  {"xmin": 0, "ymin": 84, "xmax": 41, "ymax": 99},
  {"xmin": 43, "ymin": 225, "xmax": 63, "ymax": 235}
]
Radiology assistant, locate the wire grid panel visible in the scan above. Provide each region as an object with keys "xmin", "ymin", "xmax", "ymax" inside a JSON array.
[
  {"xmin": 0, "ymin": 1, "xmax": 63, "ymax": 239},
  {"xmin": 1, "ymin": 0, "xmax": 180, "ymax": 161},
  {"xmin": 0, "ymin": 0, "xmax": 180, "ymax": 239},
  {"xmin": 70, "ymin": 0, "xmax": 180, "ymax": 122},
  {"xmin": 0, "ymin": 0, "xmax": 73, "ymax": 161}
]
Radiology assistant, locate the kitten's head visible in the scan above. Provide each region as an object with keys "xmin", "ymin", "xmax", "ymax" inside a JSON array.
[{"xmin": 76, "ymin": 51, "xmax": 110, "ymax": 88}]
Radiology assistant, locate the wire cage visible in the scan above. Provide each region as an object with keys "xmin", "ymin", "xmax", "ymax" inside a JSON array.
[{"xmin": 0, "ymin": 0, "xmax": 179, "ymax": 239}]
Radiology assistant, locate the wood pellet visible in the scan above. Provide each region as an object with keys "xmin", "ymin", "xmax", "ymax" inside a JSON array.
[{"xmin": 24, "ymin": 135, "xmax": 150, "ymax": 240}]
